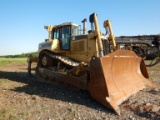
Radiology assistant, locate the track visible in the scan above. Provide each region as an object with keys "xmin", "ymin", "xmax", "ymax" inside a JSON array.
[{"xmin": 40, "ymin": 50, "xmax": 80, "ymax": 67}]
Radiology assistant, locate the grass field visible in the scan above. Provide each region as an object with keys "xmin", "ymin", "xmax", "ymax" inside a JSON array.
[{"xmin": 0, "ymin": 58, "xmax": 27, "ymax": 65}]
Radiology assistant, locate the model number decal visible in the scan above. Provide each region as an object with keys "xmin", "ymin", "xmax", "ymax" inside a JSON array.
[{"xmin": 39, "ymin": 42, "xmax": 52, "ymax": 49}]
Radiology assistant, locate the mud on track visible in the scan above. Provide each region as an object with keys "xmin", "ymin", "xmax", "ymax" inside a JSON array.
[{"xmin": 0, "ymin": 63, "xmax": 160, "ymax": 120}]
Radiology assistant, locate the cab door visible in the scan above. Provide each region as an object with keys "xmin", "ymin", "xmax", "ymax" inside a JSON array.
[{"xmin": 59, "ymin": 26, "xmax": 71, "ymax": 50}]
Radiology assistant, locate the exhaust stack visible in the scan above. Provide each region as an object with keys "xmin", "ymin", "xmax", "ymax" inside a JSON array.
[{"xmin": 81, "ymin": 18, "xmax": 87, "ymax": 34}]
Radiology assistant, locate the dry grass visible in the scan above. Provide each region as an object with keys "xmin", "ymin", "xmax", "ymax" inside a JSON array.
[{"xmin": 0, "ymin": 58, "xmax": 27, "ymax": 66}]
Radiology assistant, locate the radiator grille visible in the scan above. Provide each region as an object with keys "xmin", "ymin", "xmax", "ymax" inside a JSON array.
[{"xmin": 72, "ymin": 41, "xmax": 84, "ymax": 52}]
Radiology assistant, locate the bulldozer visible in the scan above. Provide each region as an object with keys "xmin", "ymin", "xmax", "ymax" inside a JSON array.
[{"xmin": 28, "ymin": 13, "xmax": 155, "ymax": 115}]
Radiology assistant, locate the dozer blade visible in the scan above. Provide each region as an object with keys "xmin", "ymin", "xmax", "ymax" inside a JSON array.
[{"xmin": 90, "ymin": 50, "xmax": 155, "ymax": 115}]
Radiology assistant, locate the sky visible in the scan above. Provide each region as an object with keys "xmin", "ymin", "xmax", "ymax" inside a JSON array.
[{"xmin": 0, "ymin": 0, "xmax": 160, "ymax": 55}]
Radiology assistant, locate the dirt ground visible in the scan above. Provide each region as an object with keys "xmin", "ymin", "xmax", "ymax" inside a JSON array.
[{"xmin": 0, "ymin": 63, "xmax": 160, "ymax": 120}]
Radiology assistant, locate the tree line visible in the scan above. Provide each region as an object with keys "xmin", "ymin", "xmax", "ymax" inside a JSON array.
[{"xmin": 0, "ymin": 52, "xmax": 37, "ymax": 58}]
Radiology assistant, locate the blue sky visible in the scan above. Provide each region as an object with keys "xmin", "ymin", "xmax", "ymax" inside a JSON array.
[{"xmin": 0, "ymin": 0, "xmax": 160, "ymax": 55}]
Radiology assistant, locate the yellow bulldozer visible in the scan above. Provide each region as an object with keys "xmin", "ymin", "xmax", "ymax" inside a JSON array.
[{"xmin": 28, "ymin": 13, "xmax": 155, "ymax": 115}]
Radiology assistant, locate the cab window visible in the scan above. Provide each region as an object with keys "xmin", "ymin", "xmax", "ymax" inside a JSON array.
[
  {"xmin": 52, "ymin": 29, "xmax": 59, "ymax": 39},
  {"xmin": 72, "ymin": 26, "xmax": 78, "ymax": 36}
]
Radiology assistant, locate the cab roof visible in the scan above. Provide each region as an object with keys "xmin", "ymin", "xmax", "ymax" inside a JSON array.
[{"xmin": 44, "ymin": 22, "xmax": 78, "ymax": 30}]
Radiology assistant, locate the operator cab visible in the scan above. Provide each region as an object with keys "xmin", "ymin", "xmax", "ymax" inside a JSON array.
[{"xmin": 46, "ymin": 22, "xmax": 79, "ymax": 50}]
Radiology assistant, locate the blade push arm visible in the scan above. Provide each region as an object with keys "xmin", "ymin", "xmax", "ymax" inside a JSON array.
[
  {"xmin": 104, "ymin": 20, "xmax": 117, "ymax": 51},
  {"xmin": 89, "ymin": 13, "xmax": 104, "ymax": 57}
]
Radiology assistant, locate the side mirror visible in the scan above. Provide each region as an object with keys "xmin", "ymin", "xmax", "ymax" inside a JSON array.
[{"xmin": 45, "ymin": 39, "xmax": 48, "ymax": 42}]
